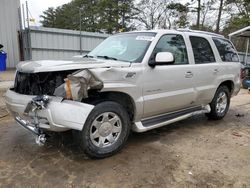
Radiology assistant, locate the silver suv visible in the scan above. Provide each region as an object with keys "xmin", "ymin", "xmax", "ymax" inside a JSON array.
[{"xmin": 5, "ymin": 29, "xmax": 241, "ymax": 158}]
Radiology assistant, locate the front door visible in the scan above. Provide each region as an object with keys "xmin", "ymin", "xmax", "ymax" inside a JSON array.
[{"xmin": 142, "ymin": 34, "xmax": 196, "ymax": 118}]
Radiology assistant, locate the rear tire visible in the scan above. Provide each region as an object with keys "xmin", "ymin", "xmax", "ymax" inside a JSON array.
[
  {"xmin": 79, "ymin": 101, "xmax": 131, "ymax": 159},
  {"xmin": 206, "ymin": 86, "xmax": 230, "ymax": 120}
]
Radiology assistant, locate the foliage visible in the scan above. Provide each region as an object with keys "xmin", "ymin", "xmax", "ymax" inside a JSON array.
[
  {"xmin": 223, "ymin": 0, "xmax": 250, "ymax": 34},
  {"xmin": 40, "ymin": 0, "xmax": 250, "ymax": 37},
  {"xmin": 40, "ymin": 0, "xmax": 135, "ymax": 33},
  {"xmin": 167, "ymin": 3, "xmax": 189, "ymax": 28},
  {"xmin": 40, "ymin": 7, "xmax": 56, "ymax": 28}
]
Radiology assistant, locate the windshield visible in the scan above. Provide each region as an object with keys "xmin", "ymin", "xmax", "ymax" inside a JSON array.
[{"xmin": 88, "ymin": 32, "xmax": 156, "ymax": 63}]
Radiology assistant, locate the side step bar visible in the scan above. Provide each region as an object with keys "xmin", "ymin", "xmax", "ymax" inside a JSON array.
[{"xmin": 132, "ymin": 105, "xmax": 211, "ymax": 132}]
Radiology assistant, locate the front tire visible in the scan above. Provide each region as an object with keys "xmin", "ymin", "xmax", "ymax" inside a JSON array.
[
  {"xmin": 206, "ymin": 86, "xmax": 230, "ymax": 120},
  {"xmin": 80, "ymin": 101, "xmax": 131, "ymax": 158}
]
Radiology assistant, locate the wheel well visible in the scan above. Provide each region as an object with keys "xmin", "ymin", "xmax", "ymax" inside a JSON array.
[
  {"xmin": 219, "ymin": 80, "xmax": 234, "ymax": 95},
  {"xmin": 83, "ymin": 91, "xmax": 135, "ymax": 121}
]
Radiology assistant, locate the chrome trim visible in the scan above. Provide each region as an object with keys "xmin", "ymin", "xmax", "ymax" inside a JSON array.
[{"xmin": 15, "ymin": 116, "xmax": 39, "ymax": 136}]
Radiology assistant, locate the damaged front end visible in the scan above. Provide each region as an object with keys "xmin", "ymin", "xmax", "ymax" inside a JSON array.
[
  {"xmin": 14, "ymin": 69, "xmax": 103, "ymax": 101},
  {"xmin": 16, "ymin": 95, "xmax": 50, "ymax": 145},
  {"xmin": 55, "ymin": 69, "xmax": 103, "ymax": 101},
  {"xmin": 6, "ymin": 69, "xmax": 104, "ymax": 144}
]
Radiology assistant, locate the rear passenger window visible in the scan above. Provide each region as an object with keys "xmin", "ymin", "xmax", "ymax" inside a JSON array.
[
  {"xmin": 190, "ymin": 36, "xmax": 215, "ymax": 64},
  {"xmin": 213, "ymin": 38, "xmax": 239, "ymax": 62}
]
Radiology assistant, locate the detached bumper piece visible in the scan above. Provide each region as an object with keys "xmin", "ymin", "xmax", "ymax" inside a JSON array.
[
  {"xmin": 15, "ymin": 116, "xmax": 40, "ymax": 136},
  {"xmin": 15, "ymin": 116, "xmax": 46, "ymax": 146},
  {"xmin": 15, "ymin": 95, "xmax": 50, "ymax": 145}
]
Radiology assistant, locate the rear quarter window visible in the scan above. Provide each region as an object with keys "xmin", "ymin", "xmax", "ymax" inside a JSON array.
[{"xmin": 212, "ymin": 38, "xmax": 239, "ymax": 62}]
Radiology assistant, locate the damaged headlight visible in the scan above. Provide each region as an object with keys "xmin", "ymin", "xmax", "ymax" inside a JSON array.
[
  {"xmin": 24, "ymin": 95, "xmax": 50, "ymax": 114},
  {"xmin": 54, "ymin": 69, "xmax": 103, "ymax": 101}
]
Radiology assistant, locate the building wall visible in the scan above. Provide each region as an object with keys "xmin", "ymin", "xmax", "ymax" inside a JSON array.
[
  {"xmin": 0, "ymin": 0, "xmax": 20, "ymax": 68},
  {"xmin": 26, "ymin": 27, "xmax": 109, "ymax": 61}
]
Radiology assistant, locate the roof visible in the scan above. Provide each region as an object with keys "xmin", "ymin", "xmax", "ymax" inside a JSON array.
[
  {"xmin": 126, "ymin": 29, "xmax": 225, "ymax": 38},
  {"xmin": 176, "ymin": 29, "xmax": 225, "ymax": 38},
  {"xmin": 229, "ymin": 26, "xmax": 250, "ymax": 38}
]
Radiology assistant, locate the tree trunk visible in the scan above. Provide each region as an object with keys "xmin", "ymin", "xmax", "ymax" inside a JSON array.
[
  {"xmin": 196, "ymin": 0, "xmax": 201, "ymax": 29},
  {"xmin": 216, "ymin": 0, "xmax": 223, "ymax": 33}
]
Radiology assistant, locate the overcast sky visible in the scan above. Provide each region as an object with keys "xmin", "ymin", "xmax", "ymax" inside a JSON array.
[{"xmin": 20, "ymin": 0, "xmax": 72, "ymax": 26}]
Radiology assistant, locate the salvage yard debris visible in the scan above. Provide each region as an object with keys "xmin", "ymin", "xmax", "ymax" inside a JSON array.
[
  {"xmin": 232, "ymin": 132, "xmax": 242, "ymax": 137},
  {"xmin": 235, "ymin": 113, "xmax": 244, "ymax": 118}
]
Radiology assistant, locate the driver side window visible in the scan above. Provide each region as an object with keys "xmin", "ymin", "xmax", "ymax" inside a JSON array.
[{"xmin": 150, "ymin": 34, "xmax": 189, "ymax": 65}]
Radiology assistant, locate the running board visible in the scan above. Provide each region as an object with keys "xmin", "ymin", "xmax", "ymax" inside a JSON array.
[{"xmin": 132, "ymin": 105, "xmax": 211, "ymax": 132}]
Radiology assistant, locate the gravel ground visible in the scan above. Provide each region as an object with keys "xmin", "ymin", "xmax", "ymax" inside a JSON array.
[
  {"xmin": 0, "ymin": 91, "xmax": 8, "ymax": 119},
  {"xmin": 0, "ymin": 90, "xmax": 250, "ymax": 188}
]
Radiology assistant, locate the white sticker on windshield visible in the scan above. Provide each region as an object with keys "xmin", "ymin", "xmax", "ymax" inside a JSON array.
[{"xmin": 136, "ymin": 36, "xmax": 154, "ymax": 41}]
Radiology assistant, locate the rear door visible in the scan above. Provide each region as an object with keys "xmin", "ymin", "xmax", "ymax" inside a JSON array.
[
  {"xmin": 188, "ymin": 35, "xmax": 221, "ymax": 105},
  {"xmin": 212, "ymin": 37, "xmax": 241, "ymax": 94}
]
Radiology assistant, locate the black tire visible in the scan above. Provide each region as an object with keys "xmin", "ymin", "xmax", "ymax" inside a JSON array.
[
  {"xmin": 79, "ymin": 101, "xmax": 131, "ymax": 159},
  {"xmin": 206, "ymin": 85, "xmax": 230, "ymax": 120},
  {"xmin": 242, "ymin": 78, "xmax": 249, "ymax": 89}
]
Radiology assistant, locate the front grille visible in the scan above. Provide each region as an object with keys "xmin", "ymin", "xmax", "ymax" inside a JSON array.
[{"xmin": 13, "ymin": 70, "xmax": 75, "ymax": 95}]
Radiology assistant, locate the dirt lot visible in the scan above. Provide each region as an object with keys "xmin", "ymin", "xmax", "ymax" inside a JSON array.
[{"xmin": 0, "ymin": 90, "xmax": 250, "ymax": 188}]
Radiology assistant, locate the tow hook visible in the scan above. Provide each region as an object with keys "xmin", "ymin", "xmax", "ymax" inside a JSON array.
[
  {"xmin": 16, "ymin": 95, "xmax": 51, "ymax": 146},
  {"xmin": 35, "ymin": 134, "xmax": 46, "ymax": 146}
]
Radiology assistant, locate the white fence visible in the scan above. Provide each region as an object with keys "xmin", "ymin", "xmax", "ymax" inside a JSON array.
[
  {"xmin": 238, "ymin": 52, "xmax": 250, "ymax": 64},
  {"xmin": 22, "ymin": 27, "xmax": 109, "ymax": 61}
]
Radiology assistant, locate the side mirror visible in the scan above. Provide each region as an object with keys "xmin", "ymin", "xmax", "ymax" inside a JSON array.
[
  {"xmin": 155, "ymin": 52, "xmax": 174, "ymax": 65},
  {"xmin": 0, "ymin": 44, "xmax": 3, "ymax": 49}
]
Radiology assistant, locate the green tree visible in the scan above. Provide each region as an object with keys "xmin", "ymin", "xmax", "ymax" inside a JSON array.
[
  {"xmin": 167, "ymin": 3, "xmax": 189, "ymax": 28},
  {"xmin": 40, "ymin": 0, "xmax": 135, "ymax": 33},
  {"xmin": 190, "ymin": 0, "xmax": 202, "ymax": 29},
  {"xmin": 223, "ymin": 0, "xmax": 250, "ymax": 35},
  {"xmin": 40, "ymin": 7, "xmax": 56, "ymax": 27}
]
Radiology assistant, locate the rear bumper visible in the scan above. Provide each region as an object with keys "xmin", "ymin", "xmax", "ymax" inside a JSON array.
[
  {"xmin": 5, "ymin": 89, "xmax": 94, "ymax": 132},
  {"xmin": 233, "ymin": 80, "xmax": 241, "ymax": 96}
]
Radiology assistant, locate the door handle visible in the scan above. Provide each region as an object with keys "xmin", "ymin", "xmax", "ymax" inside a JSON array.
[{"xmin": 185, "ymin": 71, "xmax": 193, "ymax": 78}]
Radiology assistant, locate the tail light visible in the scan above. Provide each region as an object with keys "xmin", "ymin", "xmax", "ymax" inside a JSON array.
[{"xmin": 240, "ymin": 68, "xmax": 244, "ymax": 79}]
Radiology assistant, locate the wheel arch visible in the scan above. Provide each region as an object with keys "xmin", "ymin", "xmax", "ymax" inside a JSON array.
[
  {"xmin": 218, "ymin": 80, "xmax": 234, "ymax": 96},
  {"xmin": 83, "ymin": 91, "xmax": 136, "ymax": 122}
]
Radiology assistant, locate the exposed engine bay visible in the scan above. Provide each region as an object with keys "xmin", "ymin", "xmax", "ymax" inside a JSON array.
[
  {"xmin": 13, "ymin": 69, "xmax": 103, "ymax": 101},
  {"xmin": 13, "ymin": 70, "xmax": 75, "ymax": 95}
]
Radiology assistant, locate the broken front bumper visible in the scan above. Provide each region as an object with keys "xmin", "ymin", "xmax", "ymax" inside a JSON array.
[{"xmin": 5, "ymin": 89, "xmax": 94, "ymax": 132}]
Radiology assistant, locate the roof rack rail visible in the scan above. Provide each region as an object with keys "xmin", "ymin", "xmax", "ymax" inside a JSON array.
[{"xmin": 177, "ymin": 28, "xmax": 224, "ymax": 38}]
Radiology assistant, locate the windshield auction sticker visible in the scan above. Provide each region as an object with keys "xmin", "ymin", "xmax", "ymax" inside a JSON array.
[{"xmin": 136, "ymin": 36, "xmax": 155, "ymax": 41}]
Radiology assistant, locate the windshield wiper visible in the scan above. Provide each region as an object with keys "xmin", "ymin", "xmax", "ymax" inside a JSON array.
[
  {"xmin": 83, "ymin": 54, "xmax": 94, "ymax": 58},
  {"xmin": 97, "ymin": 55, "xmax": 117, "ymax": 61}
]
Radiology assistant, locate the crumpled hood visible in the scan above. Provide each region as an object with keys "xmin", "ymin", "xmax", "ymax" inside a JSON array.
[{"xmin": 16, "ymin": 58, "xmax": 131, "ymax": 73}]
